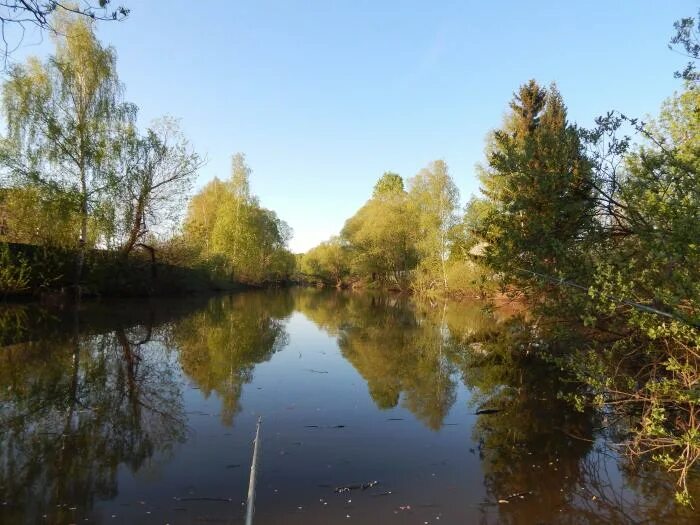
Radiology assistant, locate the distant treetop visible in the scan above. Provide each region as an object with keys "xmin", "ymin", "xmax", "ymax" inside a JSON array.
[{"xmin": 372, "ymin": 172, "xmax": 404, "ymax": 197}]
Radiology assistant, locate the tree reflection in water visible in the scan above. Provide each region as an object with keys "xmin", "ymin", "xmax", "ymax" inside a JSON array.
[
  {"xmin": 453, "ymin": 315, "xmax": 699, "ymax": 524},
  {"xmin": 174, "ymin": 291, "xmax": 293, "ymax": 425},
  {"xmin": 297, "ymin": 290, "xmax": 698, "ymax": 523},
  {"xmin": 295, "ymin": 290, "xmax": 457, "ymax": 429},
  {"xmin": 0, "ymin": 290, "xmax": 697, "ymax": 524},
  {"xmin": 0, "ymin": 312, "xmax": 186, "ymax": 524}
]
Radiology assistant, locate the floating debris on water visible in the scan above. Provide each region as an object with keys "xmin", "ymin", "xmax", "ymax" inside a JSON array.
[
  {"xmin": 173, "ymin": 497, "xmax": 233, "ymax": 502},
  {"xmin": 334, "ymin": 481, "xmax": 379, "ymax": 493}
]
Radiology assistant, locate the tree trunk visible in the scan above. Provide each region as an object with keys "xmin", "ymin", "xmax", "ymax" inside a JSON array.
[
  {"xmin": 74, "ymin": 167, "xmax": 89, "ymax": 299},
  {"xmin": 135, "ymin": 243, "xmax": 157, "ymax": 278},
  {"xmin": 440, "ymin": 229, "xmax": 448, "ymax": 292},
  {"xmin": 122, "ymin": 196, "xmax": 147, "ymax": 256}
]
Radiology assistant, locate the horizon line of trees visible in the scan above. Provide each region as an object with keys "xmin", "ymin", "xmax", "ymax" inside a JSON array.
[{"xmin": 300, "ymin": 163, "xmax": 465, "ymax": 294}]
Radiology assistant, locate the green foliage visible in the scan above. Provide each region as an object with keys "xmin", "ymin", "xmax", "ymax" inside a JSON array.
[
  {"xmin": 0, "ymin": 243, "xmax": 29, "ymax": 295},
  {"xmin": 183, "ymin": 153, "xmax": 294, "ymax": 285},
  {"xmin": 372, "ymin": 171, "xmax": 404, "ymax": 197},
  {"xmin": 587, "ymin": 87, "xmax": 700, "ymax": 331},
  {"xmin": 0, "ymin": 14, "xmax": 206, "ymax": 294},
  {"xmin": 669, "ymin": 10, "xmax": 700, "ymax": 83},
  {"xmin": 307, "ymin": 163, "xmax": 467, "ymax": 295},
  {"xmin": 300, "ymin": 236, "xmax": 350, "ymax": 286},
  {"xmin": 341, "ymin": 172, "xmax": 418, "ymax": 289},
  {"xmin": 444, "ymin": 259, "xmax": 496, "ymax": 299},
  {"xmin": 466, "ymin": 78, "xmax": 700, "ymax": 505},
  {"xmin": 477, "ymin": 81, "xmax": 594, "ymax": 290},
  {"xmin": 2, "ymin": 13, "xmax": 133, "ymax": 252},
  {"xmin": 450, "ymin": 196, "xmax": 491, "ymax": 259},
  {"xmin": 0, "ymin": 185, "xmax": 84, "ymax": 246},
  {"xmin": 407, "ymin": 160, "xmax": 460, "ymax": 294}
]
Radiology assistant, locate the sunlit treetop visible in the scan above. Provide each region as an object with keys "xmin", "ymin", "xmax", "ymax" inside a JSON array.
[{"xmin": 372, "ymin": 171, "xmax": 404, "ymax": 198}]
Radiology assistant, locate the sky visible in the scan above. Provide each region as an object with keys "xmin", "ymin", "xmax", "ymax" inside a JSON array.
[{"xmin": 11, "ymin": 0, "xmax": 698, "ymax": 252}]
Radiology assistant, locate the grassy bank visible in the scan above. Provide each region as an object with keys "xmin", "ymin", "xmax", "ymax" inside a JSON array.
[{"xmin": 0, "ymin": 242, "xmax": 250, "ymax": 300}]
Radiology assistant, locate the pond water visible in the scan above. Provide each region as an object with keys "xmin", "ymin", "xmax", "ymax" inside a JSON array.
[{"xmin": 0, "ymin": 288, "xmax": 697, "ymax": 524}]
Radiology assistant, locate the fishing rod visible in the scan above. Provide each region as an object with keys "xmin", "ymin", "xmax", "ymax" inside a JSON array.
[{"xmin": 245, "ymin": 417, "xmax": 262, "ymax": 525}]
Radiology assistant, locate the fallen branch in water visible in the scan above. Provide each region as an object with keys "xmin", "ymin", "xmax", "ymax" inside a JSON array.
[
  {"xmin": 497, "ymin": 491, "xmax": 534, "ymax": 503},
  {"xmin": 335, "ymin": 481, "xmax": 379, "ymax": 493},
  {"xmin": 173, "ymin": 497, "xmax": 233, "ymax": 502}
]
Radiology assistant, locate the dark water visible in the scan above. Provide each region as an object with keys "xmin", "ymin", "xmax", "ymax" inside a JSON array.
[{"xmin": 0, "ymin": 289, "xmax": 697, "ymax": 524}]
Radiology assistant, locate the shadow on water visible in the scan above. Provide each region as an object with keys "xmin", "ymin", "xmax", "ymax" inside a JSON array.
[{"xmin": 0, "ymin": 288, "xmax": 697, "ymax": 524}]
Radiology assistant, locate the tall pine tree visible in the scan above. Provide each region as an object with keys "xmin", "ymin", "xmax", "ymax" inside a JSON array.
[{"xmin": 478, "ymin": 80, "xmax": 594, "ymax": 290}]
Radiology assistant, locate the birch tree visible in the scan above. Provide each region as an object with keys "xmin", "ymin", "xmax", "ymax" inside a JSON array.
[
  {"xmin": 2, "ymin": 13, "xmax": 133, "ymax": 285},
  {"xmin": 408, "ymin": 160, "xmax": 459, "ymax": 293}
]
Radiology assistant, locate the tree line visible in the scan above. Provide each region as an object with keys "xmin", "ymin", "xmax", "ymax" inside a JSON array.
[
  {"xmin": 0, "ymin": 12, "xmax": 295, "ymax": 294},
  {"xmin": 300, "ymin": 163, "xmax": 464, "ymax": 294}
]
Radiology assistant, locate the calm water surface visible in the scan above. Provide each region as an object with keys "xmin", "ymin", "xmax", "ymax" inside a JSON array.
[{"xmin": 0, "ymin": 289, "xmax": 697, "ymax": 524}]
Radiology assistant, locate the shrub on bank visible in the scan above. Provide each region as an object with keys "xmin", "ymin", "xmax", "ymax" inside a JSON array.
[{"xmin": 0, "ymin": 242, "xmax": 242, "ymax": 299}]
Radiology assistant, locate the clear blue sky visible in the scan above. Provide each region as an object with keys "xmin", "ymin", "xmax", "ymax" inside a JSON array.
[{"xmin": 14, "ymin": 0, "xmax": 698, "ymax": 252}]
